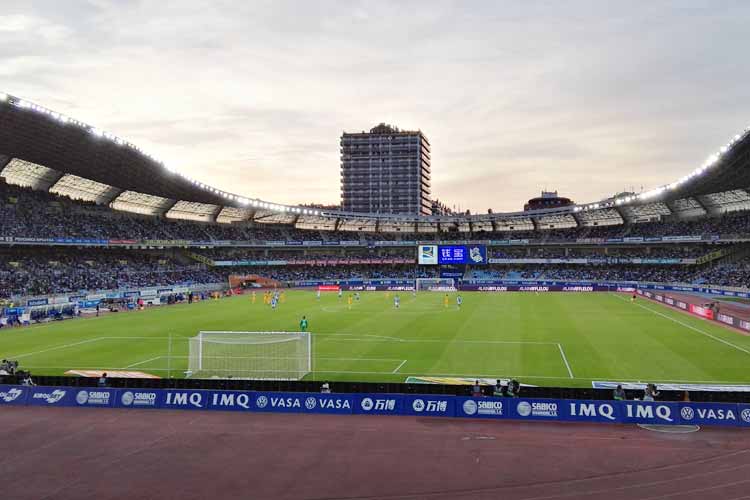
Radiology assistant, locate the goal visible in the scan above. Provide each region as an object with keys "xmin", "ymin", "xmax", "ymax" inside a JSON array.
[
  {"xmin": 415, "ymin": 278, "xmax": 456, "ymax": 292},
  {"xmin": 187, "ymin": 331, "xmax": 312, "ymax": 380}
]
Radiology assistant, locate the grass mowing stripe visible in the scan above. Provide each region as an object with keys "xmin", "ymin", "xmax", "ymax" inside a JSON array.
[{"xmin": 611, "ymin": 293, "xmax": 750, "ymax": 356}]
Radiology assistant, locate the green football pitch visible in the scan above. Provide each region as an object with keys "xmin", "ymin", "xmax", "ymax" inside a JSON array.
[{"xmin": 2, "ymin": 291, "xmax": 750, "ymax": 388}]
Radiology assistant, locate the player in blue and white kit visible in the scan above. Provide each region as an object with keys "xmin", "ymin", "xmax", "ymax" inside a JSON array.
[
  {"xmin": 316, "ymin": 289, "xmax": 321, "ymax": 300},
  {"xmin": 394, "ymin": 294, "xmax": 400, "ymax": 309},
  {"xmin": 457, "ymin": 295, "xmax": 462, "ymax": 308},
  {"xmin": 338, "ymin": 289, "xmax": 343, "ymax": 299},
  {"xmin": 271, "ymin": 296, "xmax": 278, "ymax": 309}
]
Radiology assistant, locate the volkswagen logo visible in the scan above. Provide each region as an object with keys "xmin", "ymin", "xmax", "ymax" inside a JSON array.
[{"xmin": 680, "ymin": 407, "xmax": 695, "ymax": 421}]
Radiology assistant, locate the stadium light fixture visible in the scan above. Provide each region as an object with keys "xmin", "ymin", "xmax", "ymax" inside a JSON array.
[{"xmin": 0, "ymin": 92, "xmax": 7, "ymax": 102}]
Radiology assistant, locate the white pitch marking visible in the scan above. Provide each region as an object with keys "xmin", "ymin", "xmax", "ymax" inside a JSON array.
[
  {"xmin": 8, "ymin": 337, "xmax": 104, "ymax": 359},
  {"xmin": 611, "ymin": 293, "xmax": 750, "ymax": 356},
  {"xmin": 557, "ymin": 343, "xmax": 574, "ymax": 379},
  {"xmin": 124, "ymin": 356, "xmax": 163, "ymax": 369},
  {"xmin": 392, "ymin": 360, "xmax": 407, "ymax": 373}
]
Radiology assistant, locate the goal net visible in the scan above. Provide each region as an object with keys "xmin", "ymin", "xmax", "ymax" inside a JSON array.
[
  {"xmin": 415, "ymin": 278, "xmax": 456, "ymax": 292},
  {"xmin": 187, "ymin": 331, "xmax": 312, "ymax": 380}
]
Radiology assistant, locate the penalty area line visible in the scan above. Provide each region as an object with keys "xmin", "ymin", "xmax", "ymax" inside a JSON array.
[
  {"xmin": 124, "ymin": 356, "xmax": 164, "ymax": 369},
  {"xmin": 8, "ymin": 337, "xmax": 105, "ymax": 359},
  {"xmin": 557, "ymin": 344, "xmax": 574, "ymax": 379},
  {"xmin": 392, "ymin": 360, "xmax": 407, "ymax": 374}
]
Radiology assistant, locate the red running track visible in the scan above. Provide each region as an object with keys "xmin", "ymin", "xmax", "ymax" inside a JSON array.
[{"xmin": 1, "ymin": 407, "xmax": 750, "ymax": 500}]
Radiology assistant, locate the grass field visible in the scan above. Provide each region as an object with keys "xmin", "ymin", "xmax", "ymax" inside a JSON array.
[{"xmin": 3, "ymin": 291, "xmax": 750, "ymax": 388}]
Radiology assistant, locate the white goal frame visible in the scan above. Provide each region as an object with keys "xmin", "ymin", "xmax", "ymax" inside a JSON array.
[
  {"xmin": 188, "ymin": 331, "xmax": 312, "ymax": 380},
  {"xmin": 415, "ymin": 278, "xmax": 456, "ymax": 292}
]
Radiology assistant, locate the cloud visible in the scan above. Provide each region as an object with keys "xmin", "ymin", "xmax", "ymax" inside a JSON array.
[{"xmin": 2, "ymin": 0, "xmax": 749, "ymax": 212}]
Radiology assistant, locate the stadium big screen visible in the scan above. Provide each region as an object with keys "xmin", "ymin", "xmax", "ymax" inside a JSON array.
[{"xmin": 418, "ymin": 244, "xmax": 487, "ymax": 265}]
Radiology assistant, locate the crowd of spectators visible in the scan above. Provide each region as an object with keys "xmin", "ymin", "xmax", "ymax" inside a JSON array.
[
  {"xmin": 1, "ymin": 244, "xmax": 747, "ymax": 298},
  {"xmin": 4, "ymin": 180, "xmax": 750, "ymax": 244},
  {"xmin": 0, "ymin": 249, "xmax": 224, "ymax": 298},
  {"xmin": 490, "ymin": 245, "xmax": 716, "ymax": 259}
]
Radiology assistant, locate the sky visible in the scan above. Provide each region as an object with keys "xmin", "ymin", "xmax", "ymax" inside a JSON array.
[{"xmin": 2, "ymin": 0, "xmax": 750, "ymax": 213}]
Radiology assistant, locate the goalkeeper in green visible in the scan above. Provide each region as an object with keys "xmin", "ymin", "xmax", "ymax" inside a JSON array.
[{"xmin": 300, "ymin": 316, "xmax": 309, "ymax": 332}]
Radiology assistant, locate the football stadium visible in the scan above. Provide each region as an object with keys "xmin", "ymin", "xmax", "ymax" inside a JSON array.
[
  {"xmin": 3, "ymin": 91, "xmax": 750, "ymax": 391},
  {"xmin": 4, "ymin": 4, "xmax": 750, "ymax": 499}
]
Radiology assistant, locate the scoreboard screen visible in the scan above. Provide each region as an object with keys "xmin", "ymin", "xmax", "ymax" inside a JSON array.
[
  {"xmin": 418, "ymin": 245, "xmax": 487, "ymax": 265},
  {"xmin": 438, "ymin": 245, "xmax": 466, "ymax": 264}
]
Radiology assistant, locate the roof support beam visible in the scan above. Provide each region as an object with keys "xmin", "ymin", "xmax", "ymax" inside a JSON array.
[
  {"xmin": 38, "ymin": 170, "xmax": 66, "ymax": 191},
  {"xmin": 159, "ymin": 199, "xmax": 178, "ymax": 217},
  {"xmin": 97, "ymin": 186, "xmax": 123, "ymax": 206},
  {"xmin": 571, "ymin": 212, "xmax": 583, "ymax": 228},
  {"xmin": 210, "ymin": 204, "xmax": 223, "ymax": 223},
  {"xmin": 613, "ymin": 205, "xmax": 630, "ymax": 224},
  {"xmin": 0, "ymin": 156, "xmax": 11, "ymax": 172}
]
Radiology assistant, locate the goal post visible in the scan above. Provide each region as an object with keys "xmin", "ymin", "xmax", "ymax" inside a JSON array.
[
  {"xmin": 415, "ymin": 278, "xmax": 456, "ymax": 292},
  {"xmin": 187, "ymin": 331, "xmax": 312, "ymax": 380}
]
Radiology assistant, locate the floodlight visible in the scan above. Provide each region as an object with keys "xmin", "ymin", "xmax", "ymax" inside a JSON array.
[{"xmin": 0, "ymin": 92, "xmax": 7, "ymax": 102}]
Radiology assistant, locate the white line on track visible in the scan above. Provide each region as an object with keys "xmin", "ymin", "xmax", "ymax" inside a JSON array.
[
  {"xmin": 557, "ymin": 343, "xmax": 574, "ymax": 378},
  {"xmin": 611, "ymin": 293, "xmax": 750, "ymax": 356},
  {"xmin": 392, "ymin": 360, "xmax": 407, "ymax": 373}
]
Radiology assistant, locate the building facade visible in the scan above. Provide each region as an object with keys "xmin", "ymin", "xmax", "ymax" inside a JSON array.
[{"xmin": 340, "ymin": 123, "xmax": 431, "ymax": 215}]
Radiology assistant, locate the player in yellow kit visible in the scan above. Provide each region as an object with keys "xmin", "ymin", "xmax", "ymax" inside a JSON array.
[
  {"xmin": 444, "ymin": 293, "xmax": 449, "ymax": 308},
  {"xmin": 251, "ymin": 291, "xmax": 256, "ymax": 304},
  {"xmin": 347, "ymin": 295, "xmax": 353, "ymax": 310}
]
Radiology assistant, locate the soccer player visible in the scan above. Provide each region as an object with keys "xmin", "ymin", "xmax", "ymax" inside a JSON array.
[
  {"xmin": 347, "ymin": 295, "xmax": 353, "ymax": 310},
  {"xmin": 444, "ymin": 293, "xmax": 449, "ymax": 308},
  {"xmin": 251, "ymin": 291, "xmax": 256, "ymax": 304},
  {"xmin": 394, "ymin": 294, "xmax": 400, "ymax": 309},
  {"xmin": 271, "ymin": 296, "xmax": 277, "ymax": 310},
  {"xmin": 300, "ymin": 315, "xmax": 308, "ymax": 332},
  {"xmin": 316, "ymin": 289, "xmax": 321, "ymax": 300},
  {"xmin": 280, "ymin": 291, "xmax": 286, "ymax": 303},
  {"xmin": 631, "ymin": 292, "xmax": 637, "ymax": 302},
  {"xmin": 355, "ymin": 292, "xmax": 360, "ymax": 301},
  {"xmin": 338, "ymin": 289, "xmax": 343, "ymax": 299},
  {"xmin": 457, "ymin": 294, "xmax": 462, "ymax": 308}
]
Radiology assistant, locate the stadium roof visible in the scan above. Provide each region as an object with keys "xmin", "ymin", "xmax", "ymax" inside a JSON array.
[{"xmin": 1, "ymin": 91, "xmax": 750, "ymax": 231}]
